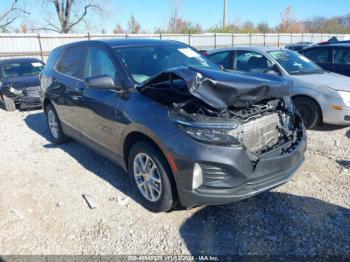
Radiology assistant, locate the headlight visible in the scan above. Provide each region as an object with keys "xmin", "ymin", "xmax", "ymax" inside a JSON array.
[
  {"xmin": 338, "ymin": 91, "xmax": 350, "ymax": 107},
  {"xmin": 178, "ymin": 125, "xmax": 240, "ymax": 145},
  {"xmin": 8, "ymin": 86, "xmax": 22, "ymax": 95}
]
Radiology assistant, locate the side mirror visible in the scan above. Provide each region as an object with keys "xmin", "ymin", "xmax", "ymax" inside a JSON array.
[
  {"xmin": 85, "ymin": 75, "xmax": 117, "ymax": 89},
  {"xmin": 266, "ymin": 64, "xmax": 281, "ymax": 76}
]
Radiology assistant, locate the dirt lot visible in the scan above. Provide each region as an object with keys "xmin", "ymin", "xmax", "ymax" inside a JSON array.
[{"xmin": 0, "ymin": 105, "xmax": 349, "ymax": 256}]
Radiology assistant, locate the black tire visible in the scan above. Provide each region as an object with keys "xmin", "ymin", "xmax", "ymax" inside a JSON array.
[
  {"xmin": 293, "ymin": 96, "xmax": 321, "ymax": 129},
  {"xmin": 1, "ymin": 94, "xmax": 16, "ymax": 112},
  {"xmin": 128, "ymin": 142, "xmax": 177, "ymax": 212},
  {"xmin": 45, "ymin": 103, "xmax": 70, "ymax": 144}
]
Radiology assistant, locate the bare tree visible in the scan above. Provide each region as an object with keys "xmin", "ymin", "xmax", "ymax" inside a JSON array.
[
  {"xmin": 127, "ymin": 15, "xmax": 141, "ymax": 34},
  {"xmin": 113, "ymin": 23, "xmax": 124, "ymax": 34},
  {"xmin": 278, "ymin": 5, "xmax": 305, "ymax": 33},
  {"xmin": 168, "ymin": 0, "xmax": 182, "ymax": 33},
  {"xmin": 0, "ymin": 0, "xmax": 29, "ymax": 32},
  {"xmin": 39, "ymin": 0, "xmax": 103, "ymax": 33}
]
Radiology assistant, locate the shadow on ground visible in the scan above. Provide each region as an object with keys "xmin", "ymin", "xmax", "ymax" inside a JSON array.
[
  {"xmin": 180, "ymin": 193, "xmax": 350, "ymax": 256},
  {"xmin": 24, "ymin": 112, "xmax": 350, "ymax": 256},
  {"xmin": 313, "ymin": 124, "xmax": 347, "ymax": 132},
  {"xmin": 24, "ymin": 111, "xmax": 139, "ymax": 204}
]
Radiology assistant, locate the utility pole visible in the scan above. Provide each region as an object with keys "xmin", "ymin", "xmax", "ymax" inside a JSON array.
[{"xmin": 223, "ymin": 0, "xmax": 228, "ymax": 28}]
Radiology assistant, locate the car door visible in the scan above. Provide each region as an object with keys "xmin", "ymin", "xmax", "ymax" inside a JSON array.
[
  {"xmin": 300, "ymin": 46, "xmax": 333, "ymax": 72},
  {"xmin": 54, "ymin": 45, "xmax": 86, "ymax": 132},
  {"xmin": 78, "ymin": 45, "xmax": 121, "ymax": 153},
  {"xmin": 207, "ymin": 51, "xmax": 234, "ymax": 69},
  {"xmin": 332, "ymin": 46, "xmax": 350, "ymax": 77}
]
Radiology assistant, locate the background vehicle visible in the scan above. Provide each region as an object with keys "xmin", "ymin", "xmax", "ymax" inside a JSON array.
[
  {"xmin": 40, "ymin": 39, "xmax": 305, "ymax": 212},
  {"xmin": 0, "ymin": 58, "xmax": 44, "ymax": 111},
  {"xmin": 205, "ymin": 46, "xmax": 350, "ymax": 129},
  {"xmin": 285, "ymin": 42, "xmax": 313, "ymax": 52},
  {"xmin": 300, "ymin": 44, "xmax": 350, "ymax": 77}
]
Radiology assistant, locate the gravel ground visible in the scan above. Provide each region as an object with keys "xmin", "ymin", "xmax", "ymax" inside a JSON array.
[{"xmin": 0, "ymin": 106, "xmax": 349, "ymax": 256}]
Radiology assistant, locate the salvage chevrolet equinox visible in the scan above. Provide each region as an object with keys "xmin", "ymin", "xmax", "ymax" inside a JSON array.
[{"xmin": 40, "ymin": 39, "xmax": 306, "ymax": 212}]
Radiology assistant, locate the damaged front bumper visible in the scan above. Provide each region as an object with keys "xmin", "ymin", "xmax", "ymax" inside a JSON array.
[
  {"xmin": 1, "ymin": 86, "xmax": 41, "ymax": 109},
  {"xmin": 165, "ymin": 124, "xmax": 306, "ymax": 208}
]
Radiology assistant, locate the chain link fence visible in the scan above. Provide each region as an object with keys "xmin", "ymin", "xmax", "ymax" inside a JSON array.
[{"xmin": 0, "ymin": 33, "xmax": 349, "ymax": 61}]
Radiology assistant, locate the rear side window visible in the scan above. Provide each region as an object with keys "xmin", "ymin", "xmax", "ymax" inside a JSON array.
[
  {"xmin": 208, "ymin": 51, "xmax": 232, "ymax": 69},
  {"xmin": 334, "ymin": 48, "xmax": 350, "ymax": 64},
  {"xmin": 302, "ymin": 48, "xmax": 329, "ymax": 63},
  {"xmin": 56, "ymin": 46, "xmax": 84, "ymax": 78}
]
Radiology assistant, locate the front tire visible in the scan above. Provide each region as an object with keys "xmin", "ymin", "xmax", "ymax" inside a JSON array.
[
  {"xmin": 128, "ymin": 142, "xmax": 177, "ymax": 212},
  {"xmin": 1, "ymin": 94, "xmax": 16, "ymax": 112},
  {"xmin": 45, "ymin": 103, "xmax": 70, "ymax": 144},
  {"xmin": 293, "ymin": 96, "xmax": 321, "ymax": 129}
]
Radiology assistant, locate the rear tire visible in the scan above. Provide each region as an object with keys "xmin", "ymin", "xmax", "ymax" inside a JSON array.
[
  {"xmin": 293, "ymin": 96, "xmax": 321, "ymax": 129},
  {"xmin": 128, "ymin": 142, "xmax": 177, "ymax": 212},
  {"xmin": 1, "ymin": 94, "xmax": 16, "ymax": 112},
  {"xmin": 45, "ymin": 103, "xmax": 70, "ymax": 144}
]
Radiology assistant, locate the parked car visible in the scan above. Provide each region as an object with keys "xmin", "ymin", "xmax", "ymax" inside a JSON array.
[
  {"xmin": 300, "ymin": 44, "xmax": 350, "ymax": 77},
  {"xmin": 0, "ymin": 58, "xmax": 44, "ymax": 111},
  {"xmin": 40, "ymin": 39, "xmax": 306, "ymax": 212},
  {"xmin": 285, "ymin": 42, "xmax": 313, "ymax": 52},
  {"xmin": 205, "ymin": 46, "xmax": 350, "ymax": 129}
]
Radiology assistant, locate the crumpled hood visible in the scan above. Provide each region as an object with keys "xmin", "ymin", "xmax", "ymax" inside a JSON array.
[
  {"xmin": 2, "ymin": 75, "xmax": 40, "ymax": 90},
  {"xmin": 292, "ymin": 72, "xmax": 350, "ymax": 92},
  {"xmin": 139, "ymin": 66, "xmax": 291, "ymax": 110}
]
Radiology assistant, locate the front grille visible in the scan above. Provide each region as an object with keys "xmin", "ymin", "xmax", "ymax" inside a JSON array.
[{"xmin": 240, "ymin": 113, "xmax": 280, "ymax": 154}]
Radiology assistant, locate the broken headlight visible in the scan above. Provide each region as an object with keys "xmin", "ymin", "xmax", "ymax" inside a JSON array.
[
  {"xmin": 8, "ymin": 86, "xmax": 23, "ymax": 95},
  {"xmin": 178, "ymin": 125, "xmax": 241, "ymax": 146}
]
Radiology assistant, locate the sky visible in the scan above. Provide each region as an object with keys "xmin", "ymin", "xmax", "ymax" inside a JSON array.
[{"xmin": 1, "ymin": 0, "xmax": 350, "ymax": 33}]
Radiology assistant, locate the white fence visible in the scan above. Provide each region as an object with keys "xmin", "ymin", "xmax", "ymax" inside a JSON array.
[{"xmin": 0, "ymin": 33, "xmax": 349, "ymax": 61}]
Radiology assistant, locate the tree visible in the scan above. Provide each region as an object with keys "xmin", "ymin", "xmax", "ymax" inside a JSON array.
[
  {"xmin": 168, "ymin": 0, "xmax": 182, "ymax": 33},
  {"xmin": 278, "ymin": 5, "xmax": 305, "ymax": 33},
  {"xmin": 40, "ymin": 0, "xmax": 103, "ymax": 33},
  {"xmin": 127, "ymin": 14, "xmax": 141, "ymax": 34},
  {"xmin": 15, "ymin": 23, "xmax": 28, "ymax": 33},
  {"xmin": 257, "ymin": 21, "xmax": 273, "ymax": 33},
  {"xmin": 0, "ymin": 0, "xmax": 29, "ymax": 32},
  {"xmin": 113, "ymin": 23, "xmax": 124, "ymax": 34}
]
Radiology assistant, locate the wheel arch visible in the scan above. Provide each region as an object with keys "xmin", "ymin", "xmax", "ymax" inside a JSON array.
[
  {"xmin": 43, "ymin": 98, "xmax": 52, "ymax": 112},
  {"xmin": 123, "ymin": 131, "xmax": 179, "ymax": 204},
  {"xmin": 292, "ymin": 94, "xmax": 323, "ymax": 123}
]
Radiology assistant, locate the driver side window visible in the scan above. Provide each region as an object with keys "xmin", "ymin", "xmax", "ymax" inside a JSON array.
[
  {"xmin": 84, "ymin": 47, "xmax": 116, "ymax": 80},
  {"xmin": 235, "ymin": 50, "xmax": 272, "ymax": 73}
]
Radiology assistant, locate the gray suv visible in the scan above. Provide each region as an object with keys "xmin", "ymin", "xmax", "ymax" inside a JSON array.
[{"xmin": 40, "ymin": 39, "xmax": 306, "ymax": 212}]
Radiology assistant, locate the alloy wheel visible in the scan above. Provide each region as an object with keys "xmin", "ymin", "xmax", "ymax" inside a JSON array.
[
  {"xmin": 133, "ymin": 153, "xmax": 162, "ymax": 202},
  {"xmin": 48, "ymin": 110, "xmax": 59, "ymax": 139}
]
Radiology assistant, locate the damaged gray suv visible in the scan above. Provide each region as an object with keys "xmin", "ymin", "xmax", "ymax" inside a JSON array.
[{"xmin": 40, "ymin": 39, "xmax": 306, "ymax": 212}]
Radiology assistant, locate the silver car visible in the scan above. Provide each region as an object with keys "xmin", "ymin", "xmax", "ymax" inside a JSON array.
[{"xmin": 205, "ymin": 46, "xmax": 350, "ymax": 129}]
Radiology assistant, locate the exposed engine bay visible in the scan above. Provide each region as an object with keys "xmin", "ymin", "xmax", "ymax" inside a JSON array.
[{"xmin": 138, "ymin": 66, "xmax": 303, "ymax": 162}]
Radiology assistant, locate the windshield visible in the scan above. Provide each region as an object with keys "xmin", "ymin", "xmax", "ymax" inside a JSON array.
[
  {"xmin": 2, "ymin": 61, "xmax": 44, "ymax": 79},
  {"xmin": 268, "ymin": 50, "xmax": 324, "ymax": 75},
  {"xmin": 113, "ymin": 45, "xmax": 219, "ymax": 83}
]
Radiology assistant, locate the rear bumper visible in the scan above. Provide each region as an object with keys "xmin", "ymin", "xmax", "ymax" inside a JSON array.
[{"xmin": 166, "ymin": 126, "xmax": 306, "ymax": 208}]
